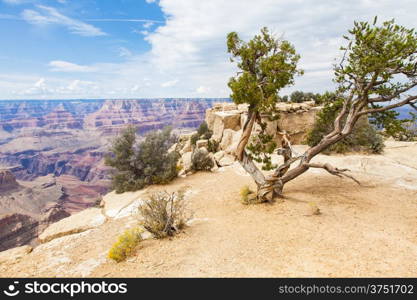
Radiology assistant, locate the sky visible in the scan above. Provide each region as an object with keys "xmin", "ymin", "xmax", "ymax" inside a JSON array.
[{"xmin": 0, "ymin": 0, "xmax": 416, "ymax": 100}]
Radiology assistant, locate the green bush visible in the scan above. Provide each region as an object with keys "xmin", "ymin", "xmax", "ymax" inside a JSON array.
[
  {"xmin": 191, "ymin": 148, "xmax": 214, "ymax": 171},
  {"xmin": 190, "ymin": 133, "xmax": 199, "ymax": 146},
  {"xmin": 306, "ymin": 98, "xmax": 385, "ymax": 154},
  {"xmin": 139, "ymin": 190, "xmax": 191, "ymax": 239},
  {"xmin": 191, "ymin": 122, "xmax": 212, "ymax": 146},
  {"xmin": 105, "ymin": 126, "xmax": 180, "ymax": 193},
  {"xmin": 207, "ymin": 139, "xmax": 219, "ymax": 153},
  {"xmin": 108, "ymin": 227, "xmax": 143, "ymax": 262}
]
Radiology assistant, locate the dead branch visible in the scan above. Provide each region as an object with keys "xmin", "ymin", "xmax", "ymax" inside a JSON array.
[{"xmin": 305, "ymin": 162, "xmax": 361, "ymax": 185}]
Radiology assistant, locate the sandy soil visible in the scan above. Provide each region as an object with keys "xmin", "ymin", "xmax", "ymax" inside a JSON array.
[{"xmin": 1, "ymin": 142, "xmax": 417, "ymax": 277}]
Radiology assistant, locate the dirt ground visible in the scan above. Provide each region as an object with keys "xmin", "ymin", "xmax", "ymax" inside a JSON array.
[{"xmin": 1, "ymin": 142, "xmax": 417, "ymax": 277}]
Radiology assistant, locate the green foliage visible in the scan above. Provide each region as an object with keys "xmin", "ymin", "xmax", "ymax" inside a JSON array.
[
  {"xmin": 227, "ymin": 27, "xmax": 303, "ymax": 112},
  {"xmin": 108, "ymin": 227, "xmax": 143, "ymax": 262},
  {"xmin": 207, "ymin": 139, "xmax": 219, "ymax": 153},
  {"xmin": 105, "ymin": 126, "xmax": 180, "ymax": 193},
  {"xmin": 335, "ymin": 18, "xmax": 417, "ymax": 98},
  {"xmin": 227, "ymin": 27, "xmax": 302, "ymax": 170},
  {"xmin": 306, "ymin": 98, "xmax": 385, "ymax": 154},
  {"xmin": 139, "ymin": 190, "xmax": 191, "ymax": 239},
  {"xmin": 246, "ymin": 119, "xmax": 278, "ymax": 170},
  {"xmin": 191, "ymin": 148, "xmax": 214, "ymax": 171},
  {"xmin": 190, "ymin": 121, "xmax": 212, "ymax": 146},
  {"xmin": 190, "ymin": 133, "xmax": 199, "ymax": 146},
  {"xmin": 289, "ymin": 91, "xmax": 320, "ymax": 103}
]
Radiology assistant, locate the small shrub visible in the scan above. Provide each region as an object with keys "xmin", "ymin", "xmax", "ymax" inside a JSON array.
[
  {"xmin": 191, "ymin": 148, "xmax": 214, "ymax": 171},
  {"xmin": 207, "ymin": 139, "xmax": 219, "ymax": 153},
  {"xmin": 191, "ymin": 122, "xmax": 213, "ymax": 146},
  {"xmin": 108, "ymin": 227, "xmax": 143, "ymax": 262},
  {"xmin": 190, "ymin": 133, "xmax": 199, "ymax": 146},
  {"xmin": 240, "ymin": 185, "xmax": 259, "ymax": 205},
  {"xmin": 139, "ymin": 190, "xmax": 191, "ymax": 239}
]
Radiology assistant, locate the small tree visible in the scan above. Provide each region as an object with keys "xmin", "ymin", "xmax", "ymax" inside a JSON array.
[
  {"xmin": 229, "ymin": 19, "xmax": 417, "ymax": 202},
  {"xmin": 105, "ymin": 126, "xmax": 179, "ymax": 193}
]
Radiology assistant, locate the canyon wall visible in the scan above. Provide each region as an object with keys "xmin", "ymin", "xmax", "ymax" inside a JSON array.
[{"xmin": 0, "ymin": 98, "xmax": 224, "ymax": 251}]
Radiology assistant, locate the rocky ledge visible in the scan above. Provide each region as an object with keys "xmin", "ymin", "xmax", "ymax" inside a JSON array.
[{"xmin": 176, "ymin": 101, "xmax": 320, "ymax": 174}]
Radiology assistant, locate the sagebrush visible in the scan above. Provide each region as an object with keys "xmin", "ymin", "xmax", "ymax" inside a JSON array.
[
  {"xmin": 191, "ymin": 148, "xmax": 214, "ymax": 171},
  {"xmin": 139, "ymin": 190, "xmax": 191, "ymax": 239}
]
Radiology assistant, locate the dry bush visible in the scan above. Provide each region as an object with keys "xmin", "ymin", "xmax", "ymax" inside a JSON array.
[
  {"xmin": 108, "ymin": 227, "xmax": 143, "ymax": 262},
  {"xmin": 191, "ymin": 148, "xmax": 214, "ymax": 171},
  {"xmin": 139, "ymin": 189, "xmax": 192, "ymax": 239},
  {"xmin": 240, "ymin": 185, "xmax": 260, "ymax": 205}
]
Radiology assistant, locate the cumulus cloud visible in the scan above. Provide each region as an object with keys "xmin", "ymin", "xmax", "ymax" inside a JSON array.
[
  {"xmin": 48, "ymin": 60, "xmax": 96, "ymax": 72},
  {"xmin": 2, "ymin": 0, "xmax": 417, "ymax": 99},
  {"xmin": 22, "ymin": 5, "xmax": 106, "ymax": 37}
]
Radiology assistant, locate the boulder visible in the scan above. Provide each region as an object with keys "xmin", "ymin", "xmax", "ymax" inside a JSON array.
[
  {"xmin": 220, "ymin": 129, "xmax": 234, "ymax": 151},
  {"xmin": 277, "ymin": 109, "xmax": 318, "ymax": 144},
  {"xmin": 39, "ymin": 208, "xmax": 106, "ymax": 243},
  {"xmin": 0, "ymin": 245, "xmax": 32, "ymax": 265},
  {"xmin": 218, "ymin": 154, "xmax": 236, "ymax": 167},
  {"xmin": 181, "ymin": 151, "xmax": 193, "ymax": 172},
  {"xmin": 180, "ymin": 140, "xmax": 192, "ymax": 155},
  {"xmin": 205, "ymin": 108, "xmax": 217, "ymax": 129},
  {"xmin": 103, "ymin": 189, "xmax": 146, "ymax": 218},
  {"xmin": 213, "ymin": 151, "xmax": 225, "ymax": 163},
  {"xmin": 219, "ymin": 129, "xmax": 241, "ymax": 154},
  {"xmin": 222, "ymin": 103, "xmax": 238, "ymax": 111},
  {"xmin": 212, "ymin": 111, "xmax": 241, "ymax": 142},
  {"xmin": 208, "ymin": 153, "xmax": 218, "ymax": 170},
  {"xmin": 196, "ymin": 139, "xmax": 208, "ymax": 149}
]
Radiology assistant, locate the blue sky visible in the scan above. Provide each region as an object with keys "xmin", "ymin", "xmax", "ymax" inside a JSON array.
[{"xmin": 0, "ymin": 0, "xmax": 416, "ymax": 99}]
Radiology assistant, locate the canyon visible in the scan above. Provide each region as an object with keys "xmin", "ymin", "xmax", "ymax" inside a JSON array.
[{"xmin": 0, "ymin": 98, "xmax": 223, "ymax": 250}]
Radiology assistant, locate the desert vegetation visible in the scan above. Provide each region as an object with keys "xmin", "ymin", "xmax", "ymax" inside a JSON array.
[
  {"xmin": 228, "ymin": 18, "xmax": 417, "ymax": 202},
  {"xmin": 105, "ymin": 126, "xmax": 180, "ymax": 193},
  {"xmin": 108, "ymin": 227, "xmax": 143, "ymax": 262},
  {"xmin": 139, "ymin": 190, "xmax": 191, "ymax": 239}
]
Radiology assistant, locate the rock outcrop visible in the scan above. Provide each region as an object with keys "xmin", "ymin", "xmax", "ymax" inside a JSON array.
[
  {"xmin": 206, "ymin": 101, "xmax": 320, "ymax": 145},
  {"xmin": 177, "ymin": 101, "xmax": 321, "ymax": 175},
  {"xmin": 0, "ymin": 170, "xmax": 19, "ymax": 191}
]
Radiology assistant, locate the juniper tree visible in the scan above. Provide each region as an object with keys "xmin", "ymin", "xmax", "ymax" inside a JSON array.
[{"xmin": 229, "ymin": 19, "xmax": 417, "ymax": 202}]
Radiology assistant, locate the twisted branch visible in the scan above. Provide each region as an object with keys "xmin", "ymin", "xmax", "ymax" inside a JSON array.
[{"xmin": 305, "ymin": 162, "xmax": 361, "ymax": 185}]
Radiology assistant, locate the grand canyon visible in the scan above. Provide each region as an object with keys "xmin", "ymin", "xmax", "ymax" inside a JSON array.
[{"xmin": 0, "ymin": 98, "xmax": 225, "ymax": 251}]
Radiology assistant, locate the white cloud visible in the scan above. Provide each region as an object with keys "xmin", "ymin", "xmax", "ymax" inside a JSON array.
[
  {"xmin": 145, "ymin": 0, "xmax": 156, "ymax": 3},
  {"xmin": 2, "ymin": 0, "xmax": 417, "ymax": 99},
  {"xmin": 161, "ymin": 79, "xmax": 178, "ymax": 87},
  {"xmin": 196, "ymin": 86, "xmax": 209, "ymax": 94},
  {"xmin": 143, "ymin": 21, "xmax": 154, "ymax": 29},
  {"xmin": 48, "ymin": 60, "xmax": 96, "ymax": 72},
  {"xmin": 22, "ymin": 5, "xmax": 106, "ymax": 37},
  {"xmin": 118, "ymin": 47, "xmax": 133, "ymax": 58}
]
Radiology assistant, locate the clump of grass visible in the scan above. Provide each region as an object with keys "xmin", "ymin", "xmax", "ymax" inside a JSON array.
[
  {"xmin": 240, "ymin": 185, "xmax": 259, "ymax": 205},
  {"xmin": 307, "ymin": 201, "xmax": 321, "ymax": 216},
  {"xmin": 108, "ymin": 227, "xmax": 143, "ymax": 262},
  {"xmin": 139, "ymin": 189, "xmax": 192, "ymax": 239}
]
